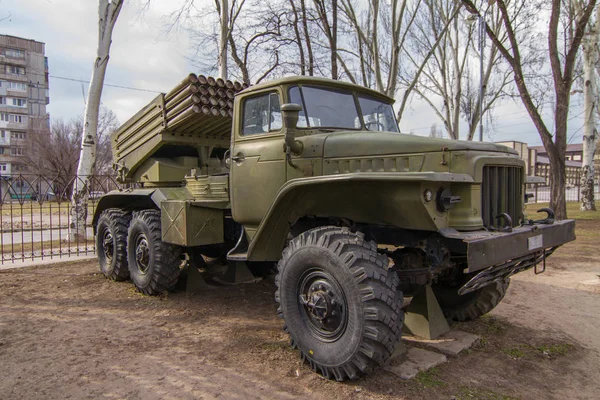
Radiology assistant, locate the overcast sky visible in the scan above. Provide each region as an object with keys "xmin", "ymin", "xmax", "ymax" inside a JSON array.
[{"xmin": 0, "ymin": 0, "xmax": 586, "ymax": 146}]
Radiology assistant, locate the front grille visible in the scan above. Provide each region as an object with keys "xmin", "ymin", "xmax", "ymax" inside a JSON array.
[{"xmin": 481, "ymin": 165, "xmax": 523, "ymax": 228}]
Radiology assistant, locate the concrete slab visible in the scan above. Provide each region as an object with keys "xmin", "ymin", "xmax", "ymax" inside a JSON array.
[
  {"xmin": 403, "ymin": 330, "xmax": 480, "ymax": 356},
  {"xmin": 384, "ymin": 346, "xmax": 447, "ymax": 379}
]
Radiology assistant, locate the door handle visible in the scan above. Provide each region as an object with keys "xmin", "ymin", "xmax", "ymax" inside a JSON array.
[{"xmin": 231, "ymin": 153, "xmax": 245, "ymax": 163}]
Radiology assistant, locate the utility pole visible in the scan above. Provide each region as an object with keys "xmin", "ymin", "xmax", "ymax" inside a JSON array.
[
  {"xmin": 466, "ymin": 0, "xmax": 495, "ymax": 142},
  {"xmin": 478, "ymin": 13, "xmax": 485, "ymax": 142}
]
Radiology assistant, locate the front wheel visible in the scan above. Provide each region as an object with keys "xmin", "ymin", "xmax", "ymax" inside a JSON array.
[
  {"xmin": 127, "ymin": 210, "xmax": 182, "ymax": 295},
  {"xmin": 275, "ymin": 227, "xmax": 404, "ymax": 381}
]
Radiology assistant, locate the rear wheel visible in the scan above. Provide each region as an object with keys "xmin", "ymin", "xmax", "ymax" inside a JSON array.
[
  {"xmin": 433, "ymin": 278, "xmax": 510, "ymax": 322},
  {"xmin": 275, "ymin": 226, "xmax": 404, "ymax": 381},
  {"xmin": 96, "ymin": 208, "xmax": 130, "ymax": 281},
  {"xmin": 127, "ymin": 210, "xmax": 182, "ymax": 295}
]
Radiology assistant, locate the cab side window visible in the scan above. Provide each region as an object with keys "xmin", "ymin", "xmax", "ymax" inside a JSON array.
[{"xmin": 242, "ymin": 92, "xmax": 281, "ymax": 135}]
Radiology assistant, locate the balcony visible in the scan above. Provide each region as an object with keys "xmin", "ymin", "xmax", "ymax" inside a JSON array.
[
  {"xmin": 6, "ymin": 89, "xmax": 28, "ymax": 97},
  {"xmin": 0, "ymin": 55, "xmax": 26, "ymax": 66},
  {"xmin": 0, "ymin": 73, "xmax": 27, "ymax": 82},
  {"xmin": 0, "ymin": 105, "xmax": 28, "ymax": 114},
  {"xmin": 6, "ymin": 122, "xmax": 27, "ymax": 130}
]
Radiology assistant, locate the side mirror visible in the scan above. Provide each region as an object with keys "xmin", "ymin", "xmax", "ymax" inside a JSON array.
[{"xmin": 281, "ymin": 103, "xmax": 303, "ymax": 155}]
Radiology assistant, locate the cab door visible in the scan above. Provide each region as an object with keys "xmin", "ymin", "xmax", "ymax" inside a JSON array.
[{"xmin": 230, "ymin": 90, "xmax": 285, "ymax": 232}]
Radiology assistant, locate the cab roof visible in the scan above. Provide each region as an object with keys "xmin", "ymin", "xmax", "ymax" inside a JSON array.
[{"xmin": 240, "ymin": 76, "xmax": 395, "ymax": 104}]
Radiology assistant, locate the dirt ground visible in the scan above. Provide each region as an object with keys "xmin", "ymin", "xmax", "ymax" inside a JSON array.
[{"xmin": 0, "ymin": 211, "xmax": 599, "ymax": 399}]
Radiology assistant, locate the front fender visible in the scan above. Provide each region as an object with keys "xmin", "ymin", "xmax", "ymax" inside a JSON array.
[{"xmin": 246, "ymin": 172, "xmax": 473, "ymax": 261}]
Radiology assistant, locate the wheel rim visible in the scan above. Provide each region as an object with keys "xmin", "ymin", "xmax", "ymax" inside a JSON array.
[
  {"xmin": 298, "ymin": 269, "xmax": 348, "ymax": 341},
  {"xmin": 134, "ymin": 234, "xmax": 150, "ymax": 275},
  {"xmin": 101, "ymin": 228, "xmax": 114, "ymax": 263}
]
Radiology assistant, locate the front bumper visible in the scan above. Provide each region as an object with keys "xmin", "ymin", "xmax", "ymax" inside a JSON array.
[{"xmin": 439, "ymin": 219, "xmax": 576, "ymax": 293}]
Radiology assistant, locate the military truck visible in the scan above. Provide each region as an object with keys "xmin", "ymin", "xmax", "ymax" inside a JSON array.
[{"xmin": 93, "ymin": 74, "xmax": 575, "ymax": 381}]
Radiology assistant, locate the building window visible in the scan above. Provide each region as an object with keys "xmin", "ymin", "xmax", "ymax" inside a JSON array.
[
  {"xmin": 6, "ymin": 81, "xmax": 27, "ymax": 91},
  {"xmin": 0, "ymin": 130, "xmax": 5, "ymax": 139},
  {"xmin": 8, "ymin": 114, "xmax": 26, "ymax": 124},
  {"xmin": 11, "ymin": 98, "xmax": 26, "ymax": 107},
  {"xmin": 0, "ymin": 113, "xmax": 25, "ymax": 123},
  {"xmin": 0, "ymin": 164, "xmax": 6, "ymax": 171},
  {"xmin": 0, "ymin": 97, "xmax": 4, "ymax": 105},
  {"xmin": 10, "ymin": 147, "xmax": 24, "ymax": 156},
  {"xmin": 3, "ymin": 48, "xmax": 25, "ymax": 58},
  {"xmin": 13, "ymin": 164, "xmax": 26, "ymax": 171},
  {"xmin": 0, "ymin": 147, "xmax": 4, "ymax": 155},
  {"xmin": 11, "ymin": 131, "xmax": 25, "ymax": 139},
  {"xmin": 6, "ymin": 65, "xmax": 25, "ymax": 75}
]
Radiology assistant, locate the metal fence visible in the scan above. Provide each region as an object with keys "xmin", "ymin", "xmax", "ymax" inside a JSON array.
[
  {"xmin": 0, "ymin": 174, "xmax": 122, "ymax": 264},
  {"xmin": 0, "ymin": 172, "xmax": 597, "ymax": 265},
  {"xmin": 526, "ymin": 167, "xmax": 600, "ymax": 203}
]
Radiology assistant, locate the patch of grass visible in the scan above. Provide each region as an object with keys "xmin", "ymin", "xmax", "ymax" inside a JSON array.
[
  {"xmin": 502, "ymin": 345, "xmax": 527, "ymax": 359},
  {"xmin": 536, "ymin": 343, "xmax": 573, "ymax": 357},
  {"xmin": 480, "ymin": 315, "xmax": 507, "ymax": 335},
  {"xmin": 502, "ymin": 342, "xmax": 573, "ymax": 360},
  {"xmin": 455, "ymin": 386, "xmax": 520, "ymax": 400},
  {"xmin": 415, "ymin": 368, "xmax": 445, "ymax": 388},
  {"xmin": 261, "ymin": 341, "xmax": 290, "ymax": 352},
  {"xmin": 526, "ymin": 201, "xmax": 600, "ymax": 221}
]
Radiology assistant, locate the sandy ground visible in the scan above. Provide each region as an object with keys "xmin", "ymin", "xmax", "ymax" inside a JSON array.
[{"xmin": 0, "ymin": 221, "xmax": 598, "ymax": 399}]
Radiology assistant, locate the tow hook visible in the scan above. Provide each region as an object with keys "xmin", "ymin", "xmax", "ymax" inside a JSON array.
[
  {"xmin": 494, "ymin": 213, "xmax": 513, "ymax": 232},
  {"xmin": 526, "ymin": 208, "xmax": 555, "ymax": 225}
]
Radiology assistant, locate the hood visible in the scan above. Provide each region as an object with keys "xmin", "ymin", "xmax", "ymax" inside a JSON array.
[{"xmin": 322, "ymin": 131, "xmax": 517, "ymax": 158}]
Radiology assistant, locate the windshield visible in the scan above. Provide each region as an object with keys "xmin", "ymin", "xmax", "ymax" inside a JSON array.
[{"xmin": 288, "ymin": 85, "xmax": 398, "ymax": 132}]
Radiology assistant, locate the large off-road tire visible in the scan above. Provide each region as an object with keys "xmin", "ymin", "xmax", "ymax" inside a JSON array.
[
  {"xmin": 127, "ymin": 209, "xmax": 182, "ymax": 295},
  {"xmin": 96, "ymin": 208, "xmax": 131, "ymax": 281},
  {"xmin": 433, "ymin": 278, "xmax": 510, "ymax": 322},
  {"xmin": 275, "ymin": 226, "xmax": 404, "ymax": 381}
]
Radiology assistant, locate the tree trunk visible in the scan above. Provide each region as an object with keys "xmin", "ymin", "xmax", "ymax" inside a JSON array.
[
  {"xmin": 289, "ymin": 0, "xmax": 306, "ymax": 75},
  {"xmin": 581, "ymin": 5, "xmax": 599, "ymax": 211},
  {"xmin": 300, "ymin": 0, "xmax": 314, "ymax": 76},
  {"xmin": 331, "ymin": 0, "xmax": 338, "ymax": 79},
  {"xmin": 549, "ymin": 155, "xmax": 567, "ymax": 217},
  {"xmin": 219, "ymin": 0, "xmax": 229, "ymax": 79},
  {"xmin": 70, "ymin": 0, "xmax": 123, "ymax": 241}
]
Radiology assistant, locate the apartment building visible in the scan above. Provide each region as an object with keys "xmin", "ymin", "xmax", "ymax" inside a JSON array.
[{"xmin": 0, "ymin": 34, "xmax": 50, "ymax": 176}]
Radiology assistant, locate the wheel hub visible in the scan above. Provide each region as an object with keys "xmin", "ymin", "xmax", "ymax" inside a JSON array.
[
  {"xmin": 135, "ymin": 235, "xmax": 150, "ymax": 274},
  {"xmin": 299, "ymin": 273, "xmax": 347, "ymax": 340},
  {"xmin": 102, "ymin": 230, "xmax": 114, "ymax": 262}
]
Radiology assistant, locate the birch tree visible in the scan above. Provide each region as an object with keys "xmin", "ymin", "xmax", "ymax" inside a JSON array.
[
  {"xmin": 70, "ymin": 0, "xmax": 123, "ymax": 240},
  {"xmin": 460, "ymin": 0, "xmax": 597, "ymax": 220},
  {"xmin": 580, "ymin": 3, "xmax": 600, "ymax": 211}
]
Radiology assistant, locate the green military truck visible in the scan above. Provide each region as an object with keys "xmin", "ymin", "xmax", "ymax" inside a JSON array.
[{"xmin": 93, "ymin": 75, "xmax": 575, "ymax": 381}]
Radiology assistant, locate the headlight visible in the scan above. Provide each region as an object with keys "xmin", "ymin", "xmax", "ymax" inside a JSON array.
[{"xmin": 423, "ymin": 189, "xmax": 433, "ymax": 202}]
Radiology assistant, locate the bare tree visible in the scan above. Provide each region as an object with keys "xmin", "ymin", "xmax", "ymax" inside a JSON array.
[
  {"xmin": 313, "ymin": 0, "xmax": 338, "ymax": 79},
  {"xmin": 580, "ymin": 3, "xmax": 599, "ymax": 211},
  {"xmin": 29, "ymin": 108, "xmax": 118, "ymax": 196},
  {"xmin": 228, "ymin": 3, "xmax": 290, "ymax": 84},
  {"xmin": 340, "ymin": 0, "xmax": 423, "ymax": 96},
  {"xmin": 70, "ymin": 0, "xmax": 123, "ymax": 240},
  {"xmin": 408, "ymin": 0, "xmax": 514, "ymax": 140},
  {"xmin": 461, "ymin": 0, "xmax": 597, "ymax": 219}
]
